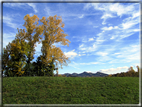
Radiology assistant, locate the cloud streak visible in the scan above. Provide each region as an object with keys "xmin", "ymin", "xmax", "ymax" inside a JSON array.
[
  {"xmin": 27, "ymin": 3, "xmax": 38, "ymax": 13},
  {"xmin": 3, "ymin": 16, "xmax": 19, "ymax": 29},
  {"xmin": 99, "ymin": 66, "xmax": 129, "ymax": 74},
  {"xmin": 64, "ymin": 49, "xmax": 78, "ymax": 59}
]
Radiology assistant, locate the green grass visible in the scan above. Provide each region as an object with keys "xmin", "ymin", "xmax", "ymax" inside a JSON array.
[{"xmin": 3, "ymin": 77, "xmax": 139, "ymax": 104}]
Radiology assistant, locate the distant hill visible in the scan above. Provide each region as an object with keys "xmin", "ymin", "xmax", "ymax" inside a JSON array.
[{"xmin": 63, "ymin": 71, "xmax": 108, "ymax": 77}]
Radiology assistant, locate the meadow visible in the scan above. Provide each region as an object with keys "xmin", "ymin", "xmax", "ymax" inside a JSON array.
[{"xmin": 3, "ymin": 77, "xmax": 139, "ymax": 104}]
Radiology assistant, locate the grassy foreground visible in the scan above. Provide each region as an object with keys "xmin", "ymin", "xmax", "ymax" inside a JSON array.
[{"xmin": 3, "ymin": 77, "xmax": 139, "ymax": 104}]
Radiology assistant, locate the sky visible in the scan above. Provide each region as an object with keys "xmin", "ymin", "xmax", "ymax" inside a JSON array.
[{"xmin": 2, "ymin": 2, "xmax": 141, "ymax": 75}]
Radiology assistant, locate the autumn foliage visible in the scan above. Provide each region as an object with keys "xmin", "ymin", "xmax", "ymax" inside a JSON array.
[{"xmin": 2, "ymin": 14, "xmax": 70, "ymax": 77}]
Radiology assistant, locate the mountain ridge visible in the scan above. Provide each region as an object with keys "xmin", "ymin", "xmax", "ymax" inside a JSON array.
[{"xmin": 62, "ymin": 71, "xmax": 108, "ymax": 77}]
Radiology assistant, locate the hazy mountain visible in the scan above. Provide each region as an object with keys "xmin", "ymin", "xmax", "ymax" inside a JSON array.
[
  {"xmin": 62, "ymin": 71, "xmax": 108, "ymax": 77},
  {"xmin": 64, "ymin": 73, "xmax": 70, "ymax": 77}
]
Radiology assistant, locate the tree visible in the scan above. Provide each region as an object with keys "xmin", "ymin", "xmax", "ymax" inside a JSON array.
[
  {"xmin": 2, "ymin": 37, "xmax": 28, "ymax": 77},
  {"xmin": 45, "ymin": 59, "xmax": 55, "ymax": 77},
  {"xmin": 29, "ymin": 55, "xmax": 55, "ymax": 77},
  {"xmin": 40, "ymin": 15, "xmax": 71, "ymax": 75},
  {"xmin": 22, "ymin": 14, "xmax": 43, "ymax": 76},
  {"xmin": 2, "ymin": 14, "xmax": 70, "ymax": 77},
  {"xmin": 136, "ymin": 65, "xmax": 140, "ymax": 77},
  {"xmin": 2, "ymin": 43, "xmax": 14, "ymax": 77},
  {"xmin": 127, "ymin": 66, "xmax": 136, "ymax": 77},
  {"xmin": 29, "ymin": 55, "xmax": 43, "ymax": 76}
]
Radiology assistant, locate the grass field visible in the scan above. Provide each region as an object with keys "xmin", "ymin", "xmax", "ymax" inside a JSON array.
[{"xmin": 2, "ymin": 77, "xmax": 139, "ymax": 104}]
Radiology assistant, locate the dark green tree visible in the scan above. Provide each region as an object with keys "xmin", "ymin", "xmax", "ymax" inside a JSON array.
[
  {"xmin": 2, "ymin": 36, "xmax": 28, "ymax": 77},
  {"xmin": 31, "ymin": 55, "xmax": 55, "ymax": 76}
]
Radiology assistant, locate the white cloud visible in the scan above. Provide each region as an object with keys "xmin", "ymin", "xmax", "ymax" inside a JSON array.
[
  {"xmin": 110, "ymin": 28, "xmax": 139, "ymax": 40},
  {"xmin": 79, "ymin": 44, "xmax": 84, "ymax": 48},
  {"xmin": 79, "ymin": 44, "xmax": 86, "ymax": 50},
  {"xmin": 133, "ymin": 29, "xmax": 140, "ymax": 32},
  {"xmin": 95, "ymin": 31, "xmax": 106, "ymax": 44},
  {"xmin": 116, "ymin": 44, "xmax": 140, "ymax": 62},
  {"xmin": 121, "ymin": 17, "xmax": 139, "ymax": 29},
  {"xmin": 78, "ymin": 14, "xmax": 84, "ymax": 18},
  {"xmin": 88, "ymin": 38, "xmax": 94, "ymax": 41},
  {"xmin": 132, "ymin": 11, "xmax": 140, "ymax": 19},
  {"xmin": 86, "ymin": 44, "xmax": 97, "ymax": 52},
  {"xmin": 110, "ymin": 36, "xmax": 114, "ymax": 40},
  {"xmin": 96, "ymin": 39, "xmax": 105, "ymax": 44},
  {"xmin": 27, "ymin": 3, "xmax": 38, "ymax": 13},
  {"xmin": 101, "ymin": 13, "xmax": 115, "ymax": 25},
  {"xmin": 78, "ymin": 53, "xmax": 86, "ymax": 57},
  {"xmin": 3, "ymin": 16, "xmax": 18, "ymax": 29},
  {"xmin": 113, "ymin": 53, "xmax": 120, "ymax": 55},
  {"xmin": 102, "ymin": 26, "xmax": 112, "ymax": 30},
  {"xmin": 78, "ymin": 54, "xmax": 81, "ymax": 56},
  {"xmin": 64, "ymin": 49, "xmax": 77, "ymax": 59},
  {"xmin": 102, "ymin": 26, "xmax": 119, "ymax": 31},
  {"xmin": 101, "ymin": 13, "xmax": 114, "ymax": 19},
  {"xmin": 80, "ymin": 62, "xmax": 99, "ymax": 65},
  {"xmin": 122, "ymin": 21, "xmax": 136, "ymax": 29},
  {"xmin": 78, "ymin": 40, "xmax": 100, "ymax": 55},
  {"xmin": 84, "ymin": 3, "xmax": 139, "ymax": 25},
  {"xmin": 96, "ymin": 52, "xmax": 108, "ymax": 56},
  {"xmin": 109, "ymin": 3, "xmax": 135, "ymax": 17},
  {"xmin": 79, "ymin": 42, "xmax": 97, "ymax": 53},
  {"xmin": 110, "ymin": 35, "xmax": 119, "ymax": 40},
  {"xmin": 93, "ymin": 3, "xmax": 139, "ymax": 41},
  {"xmin": 114, "ymin": 26, "xmax": 118, "ymax": 29},
  {"xmin": 106, "ymin": 16, "xmax": 139, "ymax": 40},
  {"xmin": 99, "ymin": 66, "xmax": 129, "ymax": 74}
]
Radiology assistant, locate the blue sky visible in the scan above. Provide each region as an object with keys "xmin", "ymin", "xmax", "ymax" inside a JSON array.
[{"xmin": 2, "ymin": 2, "xmax": 140, "ymax": 75}]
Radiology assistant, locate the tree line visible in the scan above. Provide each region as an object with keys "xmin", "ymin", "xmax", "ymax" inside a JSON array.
[
  {"xmin": 2, "ymin": 14, "xmax": 70, "ymax": 77},
  {"xmin": 107, "ymin": 66, "xmax": 140, "ymax": 77}
]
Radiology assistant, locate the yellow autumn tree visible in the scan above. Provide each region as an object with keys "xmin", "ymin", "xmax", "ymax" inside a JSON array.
[
  {"xmin": 3, "ymin": 14, "xmax": 70, "ymax": 77},
  {"xmin": 40, "ymin": 15, "xmax": 71, "ymax": 75},
  {"xmin": 11, "ymin": 42, "xmax": 25, "ymax": 76},
  {"xmin": 22, "ymin": 14, "xmax": 43, "ymax": 76}
]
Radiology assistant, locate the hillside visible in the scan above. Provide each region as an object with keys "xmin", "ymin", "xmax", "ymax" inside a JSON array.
[{"xmin": 63, "ymin": 71, "xmax": 108, "ymax": 77}]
